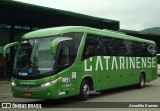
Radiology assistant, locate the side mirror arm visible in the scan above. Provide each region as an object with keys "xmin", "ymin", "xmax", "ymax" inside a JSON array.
[
  {"xmin": 3, "ymin": 42, "xmax": 19, "ymax": 58},
  {"xmin": 50, "ymin": 37, "xmax": 72, "ymax": 55}
]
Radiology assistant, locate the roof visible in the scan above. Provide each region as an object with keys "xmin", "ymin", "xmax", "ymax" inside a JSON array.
[
  {"xmin": 0, "ymin": 0, "xmax": 119, "ymax": 30},
  {"xmin": 22, "ymin": 26, "xmax": 155, "ymax": 44}
]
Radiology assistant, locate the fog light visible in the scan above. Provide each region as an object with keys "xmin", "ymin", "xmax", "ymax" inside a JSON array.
[{"xmin": 47, "ymin": 91, "xmax": 51, "ymax": 96}]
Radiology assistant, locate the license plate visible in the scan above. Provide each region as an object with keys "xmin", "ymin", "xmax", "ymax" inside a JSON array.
[{"xmin": 24, "ymin": 92, "xmax": 32, "ymax": 96}]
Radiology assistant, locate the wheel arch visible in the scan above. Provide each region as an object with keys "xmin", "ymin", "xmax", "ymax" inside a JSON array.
[
  {"xmin": 140, "ymin": 71, "xmax": 146, "ymax": 81},
  {"xmin": 78, "ymin": 75, "xmax": 94, "ymax": 93}
]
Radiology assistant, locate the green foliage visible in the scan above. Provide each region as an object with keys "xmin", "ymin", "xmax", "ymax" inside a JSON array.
[{"xmin": 141, "ymin": 27, "xmax": 160, "ymax": 35}]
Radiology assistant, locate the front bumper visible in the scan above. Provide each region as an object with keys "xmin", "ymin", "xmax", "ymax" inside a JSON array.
[{"xmin": 11, "ymin": 84, "xmax": 58, "ymax": 99}]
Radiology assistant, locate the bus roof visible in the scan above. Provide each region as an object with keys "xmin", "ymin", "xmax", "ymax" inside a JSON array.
[{"xmin": 22, "ymin": 26, "xmax": 155, "ymax": 44}]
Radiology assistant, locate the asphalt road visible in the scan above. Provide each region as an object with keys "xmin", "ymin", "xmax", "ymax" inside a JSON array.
[{"xmin": 1, "ymin": 76, "xmax": 160, "ymax": 111}]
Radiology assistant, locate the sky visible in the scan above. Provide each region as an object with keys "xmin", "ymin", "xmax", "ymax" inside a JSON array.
[{"xmin": 14, "ymin": 0, "xmax": 160, "ymax": 31}]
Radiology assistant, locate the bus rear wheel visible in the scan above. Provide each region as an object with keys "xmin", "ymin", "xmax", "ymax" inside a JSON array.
[
  {"xmin": 137, "ymin": 74, "xmax": 145, "ymax": 88},
  {"xmin": 78, "ymin": 79, "xmax": 90, "ymax": 101}
]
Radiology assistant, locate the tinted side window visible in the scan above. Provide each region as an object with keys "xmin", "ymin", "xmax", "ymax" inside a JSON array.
[
  {"xmin": 63, "ymin": 32, "xmax": 83, "ymax": 53},
  {"xmin": 82, "ymin": 34, "xmax": 101, "ymax": 60},
  {"xmin": 101, "ymin": 37, "xmax": 115, "ymax": 56},
  {"xmin": 63, "ymin": 32, "xmax": 83, "ymax": 63},
  {"xmin": 82, "ymin": 34, "xmax": 156, "ymax": 58},
  {"xmin": 129, "ymin": 41, "xmax": 156, "ymax": 57},
  {"xmin": 101, "ymin": 37, "xmax": 130, "ymax": 56},
  {"xmin": 130, "ymin": 41, "xmax": 138, "ymax": 56},
  {"xmin": 58, "ymin": 46, "xmax": 70, "ymax": 66},
  {"xmin": 115, "ymin": 39, "xmax": 129, "ymax": 56},
  {"xmin": 57, "ymin": 41, "xmax": 71, "ymax": 72},
  {"xmin": 139, "ymin": 43, "xmax": 148, "ymax": 57}
]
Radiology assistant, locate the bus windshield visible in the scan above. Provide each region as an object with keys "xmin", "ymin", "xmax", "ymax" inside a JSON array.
[
  {"xmin": 12, "ymin": 32, "xmax": 84, "ymax": 78},
  {"xmin": 13, "ymin": 37, "xmax": 56, "ymax": 76}
]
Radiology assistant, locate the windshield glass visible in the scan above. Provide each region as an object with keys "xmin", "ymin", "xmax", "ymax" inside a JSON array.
[
  {"xmin": 13, "ymin": 37, "xmax": 56, "ymax": 76},
  {"xmin": 12, "ymin": 32, "xmax": 84, "ymax": 78}
]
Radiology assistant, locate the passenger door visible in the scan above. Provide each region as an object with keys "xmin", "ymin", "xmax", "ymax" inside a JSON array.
[{"xmin": 56, "ymin": 40, "xmax": 77, "ymax": 97}]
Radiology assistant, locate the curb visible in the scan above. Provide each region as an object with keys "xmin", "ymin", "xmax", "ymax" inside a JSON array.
[{"xmin": 0, "ymin": 81, "xmax": 11, "ymax": 84}]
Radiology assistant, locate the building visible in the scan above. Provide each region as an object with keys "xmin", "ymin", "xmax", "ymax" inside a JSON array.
[{"xmin": 0, "ymin": 0, "xmax": 119, "ymax": 77}]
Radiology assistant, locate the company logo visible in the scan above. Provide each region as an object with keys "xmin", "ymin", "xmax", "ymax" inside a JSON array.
[
  {"xmin": 147, "ymin": 45, "xmax": 156, "ymax": 56},
  {"xmin": 20, "ymin": 82, "xmax": 36, "ymax": 85},
  {"xmin": 84, "ymin": 56, "xmax": 156, "ymax": 71}
]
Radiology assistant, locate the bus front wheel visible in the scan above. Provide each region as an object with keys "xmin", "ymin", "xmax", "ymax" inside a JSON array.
[
  {"xmin": 137, "ymin": 74, "xmax": 145, "ymax": 88},
  {"xmin": 78, "ymin": 79, "xmax": 90, "ymax": 101}
]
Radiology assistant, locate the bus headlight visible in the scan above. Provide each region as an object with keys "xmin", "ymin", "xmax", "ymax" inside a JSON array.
[
  {"xmin": 41, "ymin": 77, "xmax": 62, "ymax": 88},
  {"xmin": 11, "ymin": 82, "xmax": 16, "ymax": 86},
  {"xmin": 41, "ymin": 82, "xmax": 51, "ymax": 88}
]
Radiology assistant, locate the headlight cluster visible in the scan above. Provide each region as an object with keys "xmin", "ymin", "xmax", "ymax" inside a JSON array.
[
  {"xmin": 11, "ymin": 77, "xmax": 62, "ymax": 88},
  {"xmin": 41, "ymin": 82, "xmax": 52, "ymax": 88},
  {"xmin": 11, "ymin": 82, "xmax": 16, "ymax": 86},
  {"xmin": 41, "ymin": 77, "xmax": 62, "ymax": 88}
]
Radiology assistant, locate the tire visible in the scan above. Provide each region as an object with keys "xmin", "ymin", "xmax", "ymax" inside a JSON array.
[
  {"xmin": 137, "ymin": 74, "xmax": 145, "ymax": 88},
  {"xmin": 78, "ymin": 79, "xmax": 90, "ymax": 101}
]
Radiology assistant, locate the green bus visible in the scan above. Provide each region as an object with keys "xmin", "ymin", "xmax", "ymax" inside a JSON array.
[{"xmin": 3, "ymin": 26, "xmax": 157, "ymax": 100}]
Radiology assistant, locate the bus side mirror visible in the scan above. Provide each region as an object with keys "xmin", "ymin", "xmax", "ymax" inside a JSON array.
[
  {"xmin": 3, "ymin": 42, "xmax": 19, "ymax": 58},
  {"xmin": 50, "ymin": 37, "xmax": 72, "ymax": 55}
]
